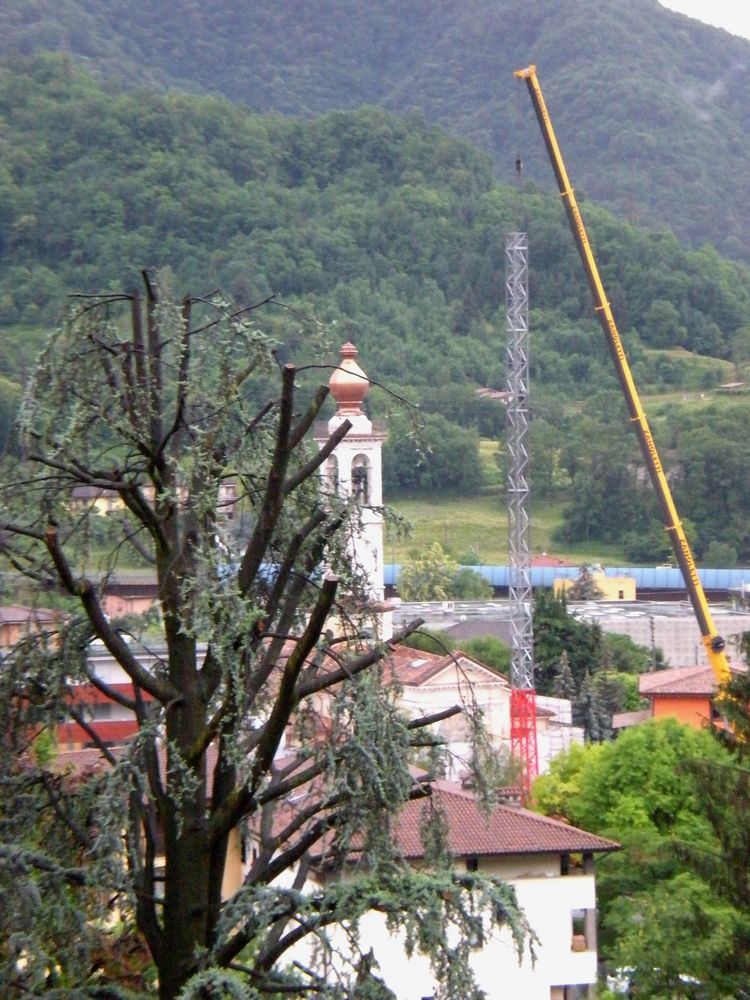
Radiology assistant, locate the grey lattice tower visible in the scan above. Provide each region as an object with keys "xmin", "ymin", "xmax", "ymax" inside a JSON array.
[{"xmin": 506, "ymin": 232, "xmax": 538, "ymax": 791}]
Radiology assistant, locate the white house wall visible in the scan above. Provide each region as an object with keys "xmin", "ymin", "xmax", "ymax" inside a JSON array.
[
  {"xmin": 397, "ymin": 671, "xmax": 581, "ymax": 778},
  {"xmin": 292, "ymin": 865, "xmax": 598, "ymax": 999}
]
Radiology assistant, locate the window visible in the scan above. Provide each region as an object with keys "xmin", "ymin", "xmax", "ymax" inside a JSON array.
[
  {"xmin": 88, "ymin": 702, "xmax": 112, "ymax": 720},
  {"xmin": 466, "ymin": 856, "xmax": 479, "ymax": 872},
  {"xmin": 571, "ymin": 909, "xmax": 589, "ymax": 952}
]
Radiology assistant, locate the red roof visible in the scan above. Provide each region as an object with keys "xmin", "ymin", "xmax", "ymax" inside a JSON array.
[
  {"xmin": 385, "ymin": 646, "xmax": 509, "ymax": 688},
  {"xmin": 54, "ymin": 746, "xmax": 129, "ymax": 772},
  {"xmin": 393, "ymin": 779, "xmax": 619, "ymax": 859},
  {"xmin": 530, "ymin": 554, "xmax": 576, "ymax": 568},
  {"xmin": 385, "ymin": 645, "xmax": 447, "ymax": 684},
  {"xmin": 612, "ymin": 709, "xmax": 651, "ymax": 729},
  {"xmin": 638, "ymin": 665, "xmax": 741, "ymax": 697},
  {"xmin": 52, "ymin": 745, "xmax": 618, "ymax": 861}
]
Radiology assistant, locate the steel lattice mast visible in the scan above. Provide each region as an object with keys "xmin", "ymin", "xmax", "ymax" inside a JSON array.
[{"xmin": 506, "ymin": 232, "xmax": 538, "ymax": 795}]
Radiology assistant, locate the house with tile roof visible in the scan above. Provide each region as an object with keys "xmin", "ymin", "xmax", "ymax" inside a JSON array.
[
  {"xmin": 52, "ymin": 741, "xmax": 249, "ymax": 903},
  {"xmin": 298, "ymin": 776, "xmax": 618, "ymax": 1000},
  {"xmin": 388, "ymin": 645, "xmax": 582, "ymax": 777},
  {"xmin": 55, "ymin": 641, "xmax": 164, "ymax": 749},
  {"xmin": 69, "ymin": 480, "xmax": 237, "ymax": 520},
  {"xmin": 53, "ymin": 737, "xmax": 618, "ymax": 999},
  {"xmin": 0, "ymin": 604, "xmax": 62, "ymax": 650},
  {"xmin": 637, "ymin": 663, "xmax": 744, "ymax": 729},
  {"xmin": 388, "ymin": 646, "xmax": 511, "ymax": 773}
]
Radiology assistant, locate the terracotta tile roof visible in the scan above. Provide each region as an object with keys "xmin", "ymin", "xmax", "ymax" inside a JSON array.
[
  {"xmin": 385, "ymin": 645, "xmax": 448, "ymax": 684},
  {"xmin": 385, "ymin": 646, "xmax": 509, "ymax": 688},
  {"xmin": 53, "ymin": 741, "xmax": 223, "ymax": 796},
  {"xmin": 54, "ymin": 747, "xmax": 618, "ymax": 863},
  {"xmin": 393, "ymin": 779, "xmax": 619, "ymax": 859},
  {"xmin": 638, "ymin": 665, "xmax": 742, "ymax": 697},
  {"xmin": 53, "ymin": 745, "xmax": 130, "ymax": 773}
]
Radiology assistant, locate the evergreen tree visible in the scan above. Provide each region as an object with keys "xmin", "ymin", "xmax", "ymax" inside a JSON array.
[
  {"xmin": 566, "ymin": 565, "xmax": 604, "ymax": 601},
  {"xmin": 0, "ymin": 276, "xmax": 525, "ymax": 1000},
  {"xmin": 532, "ymin": 589, "xmax": 604, "ymax": 695},
  {"xmin": 551, "ymin": 649, "xmax": 576, "ymax": 701}
]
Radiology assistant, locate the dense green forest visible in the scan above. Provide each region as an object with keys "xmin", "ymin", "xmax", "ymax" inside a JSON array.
[
  {"xmin": 2, "ymin": 54, "xmax": 750, "ymax": 558},
  {"xmin": 3, "ymin": 0, "xmax": 750, "ymax": 265},
  {"xmin": 4, "ymin": 54, "xmax": 750, "ymax": 366}
]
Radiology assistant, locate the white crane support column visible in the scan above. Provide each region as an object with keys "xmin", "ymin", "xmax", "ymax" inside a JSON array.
[{"xmin": 506, "ymin": 231, "xmax": 538, "ymax": 791}]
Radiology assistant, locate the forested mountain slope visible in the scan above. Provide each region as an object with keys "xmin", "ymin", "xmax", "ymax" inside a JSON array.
[
  {"xmin": 3, "ymin": 55, "xmax": 750, "ymax": 388},
  {"xmin": 3, "ymin": 56, "xmax": 750, "ymax": 561},
  {"xmin": 3, "ymin": 0, "xmax": 750, "ymax": 263}
]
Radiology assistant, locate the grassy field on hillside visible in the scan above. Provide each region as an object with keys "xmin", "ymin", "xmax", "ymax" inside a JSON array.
[
  {"xmin": 640, "ymin": 345, "xmax": 734, "ymax": 391},
  {"xmin": 384, "ymin": 494, "xmax": 627, "ymax": 566},
  {"xmin": 385, "ymin": 439, "xmax": 628, "ymax": 566},
  {"xmin": 388, "ymin": 373, "xmax": 749, "ymax": 570}
]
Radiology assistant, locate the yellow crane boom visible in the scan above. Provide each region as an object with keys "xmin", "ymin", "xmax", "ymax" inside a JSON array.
[{"xmin": 514, "ymin": 64, "xmax": 730, "ymax": 685}]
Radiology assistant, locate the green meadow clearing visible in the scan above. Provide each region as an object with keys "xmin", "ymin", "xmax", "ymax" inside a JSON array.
[{"xmin": 385, "ymin": 439, "xmax": 628, "ymax": 567}]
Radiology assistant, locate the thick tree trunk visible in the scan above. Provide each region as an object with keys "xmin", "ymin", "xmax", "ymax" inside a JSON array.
[
  {"xmin": 160, "ymin": 812, "xmax": 211, "ymax": 1000},
  {"xmin": 157, "ymin": 676, "xmax": 212, "ymax": 999},
  {"xmin": 155, "ymin": 506, "xmax": 212, "ymax": 999}
]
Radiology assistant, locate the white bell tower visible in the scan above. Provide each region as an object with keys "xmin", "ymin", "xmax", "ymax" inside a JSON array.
[{"xmin": 316, "ymin": 342, "xmax": 391, "ymax": 641}]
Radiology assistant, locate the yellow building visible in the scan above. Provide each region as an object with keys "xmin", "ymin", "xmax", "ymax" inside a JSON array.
[
  {"xmin": 69, "ymin": 480, "xmax": 237, "ymax": 519},
  {"xmin": 554, "ymin": 568, "xmax": 636, "ymax": 602}
]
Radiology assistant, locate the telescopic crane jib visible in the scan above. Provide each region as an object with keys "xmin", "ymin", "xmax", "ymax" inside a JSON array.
[{"xmin": 514, "ymin": 63, "xmax": 730, "ymax": 686}]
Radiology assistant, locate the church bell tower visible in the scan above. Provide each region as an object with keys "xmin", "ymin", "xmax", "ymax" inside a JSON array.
[{"xmin": 316, "ymin": 343, "xmax": 391, "ymax": 640}]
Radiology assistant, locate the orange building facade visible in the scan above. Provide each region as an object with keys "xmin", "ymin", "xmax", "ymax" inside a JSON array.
[{"xmin": 638, "ymin": 665, "xmax": 728, "ymax": 729}]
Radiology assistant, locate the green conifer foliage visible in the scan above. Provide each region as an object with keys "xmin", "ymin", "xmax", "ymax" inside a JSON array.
[{"xmin": 0, "ymin": 275, "xmax": 526, "ymax": 999}]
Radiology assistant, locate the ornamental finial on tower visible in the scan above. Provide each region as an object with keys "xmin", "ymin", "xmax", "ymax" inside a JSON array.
[{"xmin": 329, "ymin": 342, "xmax": 370, "ymax": 415}]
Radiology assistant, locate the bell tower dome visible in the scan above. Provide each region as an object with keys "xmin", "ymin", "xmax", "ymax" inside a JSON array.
[{"xmin": 328, "ymin": 341, "xmax": 370, "ymax": 416}]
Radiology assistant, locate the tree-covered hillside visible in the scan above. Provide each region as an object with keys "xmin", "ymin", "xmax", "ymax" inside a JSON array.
[
  {"xmin": 3, "ymin": 55, "xmax": 750, "ymax": 559},
  {"xmin": 3, "ymin": 0, "xmax": 750, "ymax": 264},
  {"xmin": 3, "ymin": 54, "xmax": 750, "ymax": 385}
]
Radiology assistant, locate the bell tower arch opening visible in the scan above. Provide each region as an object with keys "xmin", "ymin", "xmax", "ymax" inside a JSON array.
[{"xmin": 351, "ymin": 454, "xmax": 370, "ymax": 504}]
